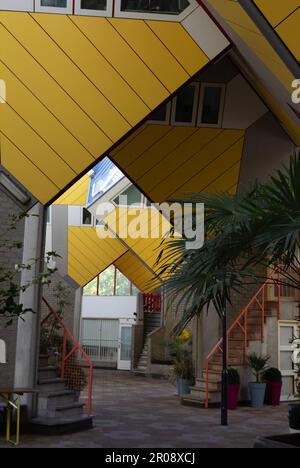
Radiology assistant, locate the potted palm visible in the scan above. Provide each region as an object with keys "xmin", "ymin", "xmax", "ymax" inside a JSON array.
[
  {"xmin": 169, "ymin": 334, "xmax": 194, "ymax": 396},
  {"xmin": 263, "ymin": 367, "xmax": 282, "ymax": 406},
  {"xmin": 247, "ymin": 353, "xmax": 269, "ymax": 408},
  {"xmin": 228, "ymin": 368, "xmax": 240, "ymax": 410}
]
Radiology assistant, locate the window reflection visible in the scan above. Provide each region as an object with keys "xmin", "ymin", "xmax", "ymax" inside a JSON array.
[
  {"xmin": 81, "ymin": 0, "xmax": 107, "ymax": 10},
  {"xmin": 121, "ymin": 0, "xmax": 189, "ymax": 14},
  {"xmin": 41, "ymin": 0, "xmax": 67, "ymax": 7}
]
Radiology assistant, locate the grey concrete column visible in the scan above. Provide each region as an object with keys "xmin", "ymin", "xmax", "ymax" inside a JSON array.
[
  {"xmin": 72, "ymin": 287, "xmax": 83, "ymax": 341},
  {"xmin": 14, "ymin": 203, "xmax": 45, "ymax": 415}
]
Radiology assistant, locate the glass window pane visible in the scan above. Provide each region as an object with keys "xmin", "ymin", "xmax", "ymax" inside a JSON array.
[
  {"xmin": 116, "ymin": 270, "xmax": 130, "ymax": 296},
  {"xmin": 114, "ymin": 185, "xmax": 141, "ymax": 206},
  {"xmin": 121, "ymin": 327, "xmax": 132, "ymax": 361},
  {"xmin": 280, "ymin": 351, "xmax": 294, "ymax": 371},
  {"xmin": 82, "ymin": 208, "xmax": 92, "ymax": 225},
  {"xmin": 83, "ymin": 277, "xmax": 98, "ymax": 295},
  {"xmin": 282, "ymin": 376, "xmax": 295, "ymax": 397},
  {"xmin": 132, "ymin": 284, "xmax": 140, "ymax": 296},
  {"xmin": 149, "ymin": 104, "xmax": 168, "ymax": 122},
  {"xmin": 41, "ymin": 0, "xmax": 67, "ymax": 6},
  {"xmin": 121, "ymin": 0, "xmax": 190, "ymax": 14},
  {"xmin": 201, "ymin": 86, "xmax": 222, "ymax": 125},
  {"xmin": 81, "ymin": 0, "xmax": 107, "ymax": 10},
  {"xmin": 174, "ymin": 85, "xmax": 196, "ymax": 123},
  {"xmin": 280, "ymin": 326, "xmax": 294, "ymax": 346},
  {"xmin": 99, "ymin": 266, "xmax": 115, "ymax": 296}
]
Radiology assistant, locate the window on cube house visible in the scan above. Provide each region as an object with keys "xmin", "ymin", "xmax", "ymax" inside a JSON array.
[
  {"xmin": 199, "ymin": 84, "xmax": 225, "ymax": 127},
  {"xmin": 172, "ymin": 83, "xmax": 199, "ymax": 125},
  {"xmin": 83, "ymin": 266, "xmax": 140, "ymax": 296},
  {"xmin": 121, "ymin": 0, "xmax": 190, "ymax": 15},
  {"xmin": 80, "ymin": 0, "xmax": 107, "ymax": 10},
  {"xmin": 114, "ymin": 185, "xmax": 142, "ymax": 207},
  {"xmin": 41, "ymin": 0, "xmax": 67, "ymax": 6},
  {"xmin": 82, "ymin": 208, "xmax": 93, "ymax": 226}
]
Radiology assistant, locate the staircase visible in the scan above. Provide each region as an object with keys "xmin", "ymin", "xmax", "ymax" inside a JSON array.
[
  {"xmin": 182, "ymin": 271, "xmax": 281, "ymax": 408},
  {"xmin": 134, "ymin": 294, "xmax": 162, "ymax": 374},
  {"xmin": 29, "ymin": 298, "xmax": 94, "ymax": 434}
]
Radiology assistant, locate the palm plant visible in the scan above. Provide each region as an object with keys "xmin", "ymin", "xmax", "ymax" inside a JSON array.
[{"xmin": 157, "ymin": 152, "xmax": 300, "ymax": 334}]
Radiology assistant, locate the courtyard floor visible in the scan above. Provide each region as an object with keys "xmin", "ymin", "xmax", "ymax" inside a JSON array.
[{"xmin": 0, "ymin": 370, "xmax": 291, "ymax": 448}]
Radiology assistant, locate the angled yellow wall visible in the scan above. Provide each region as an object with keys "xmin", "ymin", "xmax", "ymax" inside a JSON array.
[
  {"xmin": 115, "ymin": 251, "xmax": 160, "ymax": 293},
  {"xmin": 55, "ymin": 174, "xmax": 89, "ymax": 206},
  {"xmin": 0, "ymin": 12, "xmax": 211, "ymax": 204},
  {"xmin": 205, "ymin": 0, "xmax": 300, "ymax": 145},
  {"xmin": 68, "ymin": 226, "xmax": 127, "ymax": 287},
  {"xmin": 254, "ymin": 0, "xmax": 300, "ymax": 60},
  {"xmin": 110, "ymin": 125, "xmax": 245, "ymax": 202}
]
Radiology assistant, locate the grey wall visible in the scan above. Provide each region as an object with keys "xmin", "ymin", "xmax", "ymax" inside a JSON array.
[
  {"xmin": 0, "ymin": 187, "xmax": 25, "ymax": 386},
  {"xmin": 239, "ymin": 112, "xmax": 296, "ymax": 188}
]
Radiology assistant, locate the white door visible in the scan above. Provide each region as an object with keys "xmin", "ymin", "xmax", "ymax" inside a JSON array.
[
  {"xmin": 117, "ymin": 324, "xmax": 132, "ymax": 371},
  {"xmin": 279, "ymin": 322, "xmax": 299, "ymax": 401}
]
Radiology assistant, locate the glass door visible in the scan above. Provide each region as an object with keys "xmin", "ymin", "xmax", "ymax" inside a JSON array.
[
  {"xmin": 279, "ymin": 322, "xmax": 299, "ymax": 401},
  {"xmin": 117, "ymin": 324, "xmax": 132, "ymax": 370}
]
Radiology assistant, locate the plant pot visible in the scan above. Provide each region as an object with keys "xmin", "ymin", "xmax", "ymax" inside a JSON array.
[
  {"xmin": 228, "ymin": 384, "xmax": 240, "ymax": 410},
  {"xmin": 265, "ymin": 382, "xmax": 282, "ymax": 406},
  {"xmin": 249, "ymin": 382, "xmax": 266, "ymax": 408},
  {"xmin": 288, "ymin": 403, "xmax": 300, "ymax": 432},
  {"xmin": 176, "ymin": 377, "xmax": 192, "ymax": 396}
]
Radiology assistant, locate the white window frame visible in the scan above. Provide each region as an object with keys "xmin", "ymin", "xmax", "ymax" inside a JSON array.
[
  {"xmin": 74, "ymin": 0, "xmax": 113, "ymax": 17},
  {"xmin": 148, "ymin": 101, "xmax": 172, "ymax": 125},
  {"xmin": 0, "ymin": 0, "xmax": 34, "ymax": 11},
  {"xmin": 81, "ymin": 206, "xmax": 94, "ymax": 227},
  {"xmin": 278, "ymin": 321, "xmax": 299, "ymax": 401},
  {"xmin": 198, "ymin": 83, "xmax": 226, "ymax": 129},
  {"xmin": 34, "ymin": 0, "xmax": 73, "ymax": 14},
  {"xmin": 171, "ymin": 81, "xmax": 200, "ymax": 127},
  {"xmin": 114, "ymin": 0, "xmax": 198, "ymax": 22}
]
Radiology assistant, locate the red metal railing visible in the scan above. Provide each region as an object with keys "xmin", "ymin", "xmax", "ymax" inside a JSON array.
[
  {"xmin": 41, "ymin": 297, "xmax": 93, "ymax": 416},
  {"xmin": 143, "ymin": 293, "xmax": 161, "ymax": 313},
  {"xmin": 204, "ymin": 269, "xmax": 282, "ymax": 409}
]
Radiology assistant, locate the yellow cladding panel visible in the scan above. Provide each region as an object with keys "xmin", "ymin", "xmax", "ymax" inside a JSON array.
[
  {"xmin": 254, "ymin": 1, "xmax": 300, "ymax": 27},
  {"xmin": 104, "ymin": 207, "xmax": 180, "ymax": 282},
  {"xmin": 55, "ymin": 174, "xmax": 90, "ymax": 206},
  {"xmin": 0, "ymin": 12, "xmax": 210, "ymax": 205},
  {"xmin": 68, "ymin": 226, "xmax": 127, "ymax": 287},
  {"xmin": 206, "ymin": 1, "xmax": 294, "ymax": 92},
  {"xmin": 276, "ymin": 9, "xmax": 300, "ymax": 61},
  {"xmin": 110, "ymin": 125, "xmax": 244, "ymax": 202},
  {"xmin": 115, "ymin": 251, "xmax": 160, "ymax": 293}
]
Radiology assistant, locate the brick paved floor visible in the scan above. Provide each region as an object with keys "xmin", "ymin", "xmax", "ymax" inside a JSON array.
[{"xmin": 0, "ymin": 370, "xmax": 291, "ymax": 448}]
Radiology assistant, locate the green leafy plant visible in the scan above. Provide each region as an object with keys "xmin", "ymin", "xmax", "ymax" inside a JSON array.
[
  {"xmin": 0, "ymin": 212, "xmax": 60, "ymax": 325},
  {"xmin": 247, "ymin": 353, "xmax": 270, "ymax": 383},
  {"xmin": 263, "ymin": 367, "xmax": 282, "ymax": 383},
  {"xmin": 155, "ymin": 151, "xmax": 300, "ymax": 334},
  {"xmin": 228, "ymin": 368, "xmax": 240, "ymax": 385},
  {"xmin": 169, "ymin": 334, "xmax": 194, "ymax": 381},
  {"xmin": 289, "ymin": 405, "xmax": 300, "ymax": 430}
]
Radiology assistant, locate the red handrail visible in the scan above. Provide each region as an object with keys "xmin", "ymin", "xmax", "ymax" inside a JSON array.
[
  {"xmin": 204, "ymin": 269, "xmax": 281, "ymax": 409},
  {"xmin": 41, "ymin": 297, "xmax": 94, "ymax": 416}
]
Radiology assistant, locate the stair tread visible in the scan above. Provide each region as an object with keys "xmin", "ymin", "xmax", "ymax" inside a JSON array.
[
  {"xmin": 30, "ymin": 415, "xmax": 92, "ymax": 426},
  {"xmin": 55, "ymin": 402, "xmax": 84, "ymax": 412},
  {"xmin": 38, "ymin": 378, "xmax": 66, "ymax": 385},
  {"xmin": 41, "ymin": 390, "xmax": 76, "ymax": 398}
]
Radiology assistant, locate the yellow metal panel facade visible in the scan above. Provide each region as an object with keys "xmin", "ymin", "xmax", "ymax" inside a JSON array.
[
  {"xmin": 115, "ymin": 251, "xmax": 160, "ymax": 293},
  {"xmin": 55, "ymin": 174, "xmax": 90, "ymax": 206},
  {"xmin": 0, "ymin": 12, "xmax": 211, "ymax": 204},
  {"xmin": 110, "ymin": 125, "xmax": 245, "ymax": 202},
  {"xmin": 68, "ymin": 226, "xmax": 127, "ymax": 287}
]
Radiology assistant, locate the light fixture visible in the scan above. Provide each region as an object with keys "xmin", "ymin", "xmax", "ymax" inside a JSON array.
[{"xmin": 0, "ymin": 172, "xmax": 30, "ymax": 205}]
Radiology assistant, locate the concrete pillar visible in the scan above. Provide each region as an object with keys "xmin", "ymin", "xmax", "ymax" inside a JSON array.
[{"xmin": 14, "ymin": 203, "xmax": 45, "ymax": 416}]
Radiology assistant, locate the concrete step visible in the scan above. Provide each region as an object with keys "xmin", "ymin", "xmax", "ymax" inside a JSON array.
[
  {"xmin": 28, "ymin": 415, "xmax": 93, "ymax": 435},
  {"xmin": 38, "ymin": 390, "xmax": 78, "ymax": 414},
  {"xmin": 192, "ymin": 379, "xmax": 221, "ymax": 392},
  {"xmin": 137, "ymin": 365, "xmax": 147, "ymax": 371},
  {"xmin": 202, "ymin": 371, "xmax": 221, "ymax": 382},
  {"xmin": 38, "ymin": 378, "xmax": 66, "ymax": 393},
  {"xmin": 38, "ymin": 366, "xmax": 59, "ymax": 380},
  {"xmin": 55, "ymin": 402, "xmax": 84, "ymax": 419},
  {"xmin": 39, "ymin": 355, "xmax": 49, "ymax": 368},
  {"xmin": 190, "ymin": 387, "xmax": 221, "ymax": 403}
]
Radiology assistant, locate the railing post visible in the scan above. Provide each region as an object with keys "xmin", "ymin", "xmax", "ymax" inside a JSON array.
[
  {"xmin": 88, "ymin": 365, "xmax": 93, "ymax": 416},
  {"xmin": 277, "ymin": 271, "xmax": 281, "ymax": 320},
  {"xmin": 205, "ymin": 361, "xmax": 209, "ymax": 409},
  {"xmin": 261, "ymin": 288, "xmax": 265, "ymax": 343},
  {"xmin": 61, "ymin": 333, "xmax": 67, "ymax": 379},
  {"xmin": 244, "ymin": 309, "xmax": 248, "ymax": 366}
]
